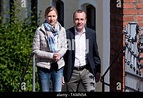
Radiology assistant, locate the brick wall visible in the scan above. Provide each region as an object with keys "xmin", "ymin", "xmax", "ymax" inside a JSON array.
[
  {"xmin": 123, "ymin": 0, "xmax": 143, "ymax": 27},
  {"xmin": 110, "ymin": 0, "xmax": 143, "ymax": 92}
]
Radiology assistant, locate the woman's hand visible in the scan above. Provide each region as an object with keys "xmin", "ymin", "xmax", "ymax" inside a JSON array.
[{"xmin": 53, "ymin": 53, "xmax": 60, "ymax": 62}]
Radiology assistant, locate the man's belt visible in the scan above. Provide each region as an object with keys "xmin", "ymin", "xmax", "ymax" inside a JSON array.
[{"xmin": 74, "ymin": 65, "xmax": 88, "ymax": 70}]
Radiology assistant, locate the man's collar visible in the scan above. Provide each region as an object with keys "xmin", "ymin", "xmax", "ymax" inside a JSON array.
[{"xmin": 74, "ymin": 27, "xmax": 85, "ymax": 35}]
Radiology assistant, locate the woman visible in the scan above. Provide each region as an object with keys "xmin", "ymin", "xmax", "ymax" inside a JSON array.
[{"xmin": 32, "ymin": 6, "xmax": 67, "ymax": 92}]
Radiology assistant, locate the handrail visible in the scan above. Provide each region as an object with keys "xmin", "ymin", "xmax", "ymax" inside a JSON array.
[
  {"xmin": 100, "ymin": 46, "xmax": 126, "ymax": 92},
  {"xmin": 17, "ymin": 52, "xmax": 34, "ymax": 92},
  {"xmin": 32, "ymin": 54, "xmax": 36, "ymax": 92}
]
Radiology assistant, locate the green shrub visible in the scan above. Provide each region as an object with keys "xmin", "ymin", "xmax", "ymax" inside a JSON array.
[{"xmin": 0, "ymin": 1, "xmax": 40, "ymax": 92}]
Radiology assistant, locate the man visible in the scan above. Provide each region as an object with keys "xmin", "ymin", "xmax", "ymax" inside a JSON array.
[{"xmin": 63, "ymin": 9, "xmax": 101, "ymax": 92}]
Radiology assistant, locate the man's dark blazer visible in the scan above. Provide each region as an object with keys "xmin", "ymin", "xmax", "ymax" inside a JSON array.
[{"xmin": 63, "ymin": 26, "xmax": 101, "ymax": 82}]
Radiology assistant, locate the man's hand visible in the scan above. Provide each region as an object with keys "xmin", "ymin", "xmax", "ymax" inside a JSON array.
[
  {"xmin": 62, "ymin": 77, "xmax": 65, "ymax": 85},
  {"xmin": 95, "ymin": 72, "xmax": 101, "ymax": 83}
]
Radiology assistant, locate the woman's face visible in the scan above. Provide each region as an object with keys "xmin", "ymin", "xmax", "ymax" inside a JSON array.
[{"xmin": 45, "ymin": 10, "xmax": 57, "ymax": 26}]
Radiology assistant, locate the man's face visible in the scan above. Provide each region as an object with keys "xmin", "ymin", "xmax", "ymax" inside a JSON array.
[{"xmin": 73, "ymin": 12, "xmax": 86, "ymax": 32}]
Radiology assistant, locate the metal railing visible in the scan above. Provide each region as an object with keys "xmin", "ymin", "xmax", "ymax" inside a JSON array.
[
  {"xmin": 101, "ymin": 22, "xmax": 143, "ymax": 92},
  {"xmin": 100, "ymin": 46, "xmax": 126, "ymax": 92},
  {"xmin": 32, "ymin": 54, "xmax": 36, "ymax": 92},
  {"xmin": 17, "ymin": 52, "xmax": 36, "ymax": 92}
]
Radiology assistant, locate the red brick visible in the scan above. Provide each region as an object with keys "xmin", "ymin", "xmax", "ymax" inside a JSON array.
[{"xmin": 123, "ymin": 3, "xmax": 135, "ymax": 8}]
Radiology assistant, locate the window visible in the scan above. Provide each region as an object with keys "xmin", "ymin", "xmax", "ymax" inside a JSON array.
[
  {"xmin": 31, "ymin": 0, "xmax": 37, "ymax": 24},
  {"xmin": 56, "ymin": 0, "xmax": 64, "ymax": 26},
  {"xmin": 10, "ymin": 0, "xmax": 14, "ymax": 22},
  {"xmin": 86, "ymin": 5, "xmax": 96, "ymax": 31}
]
